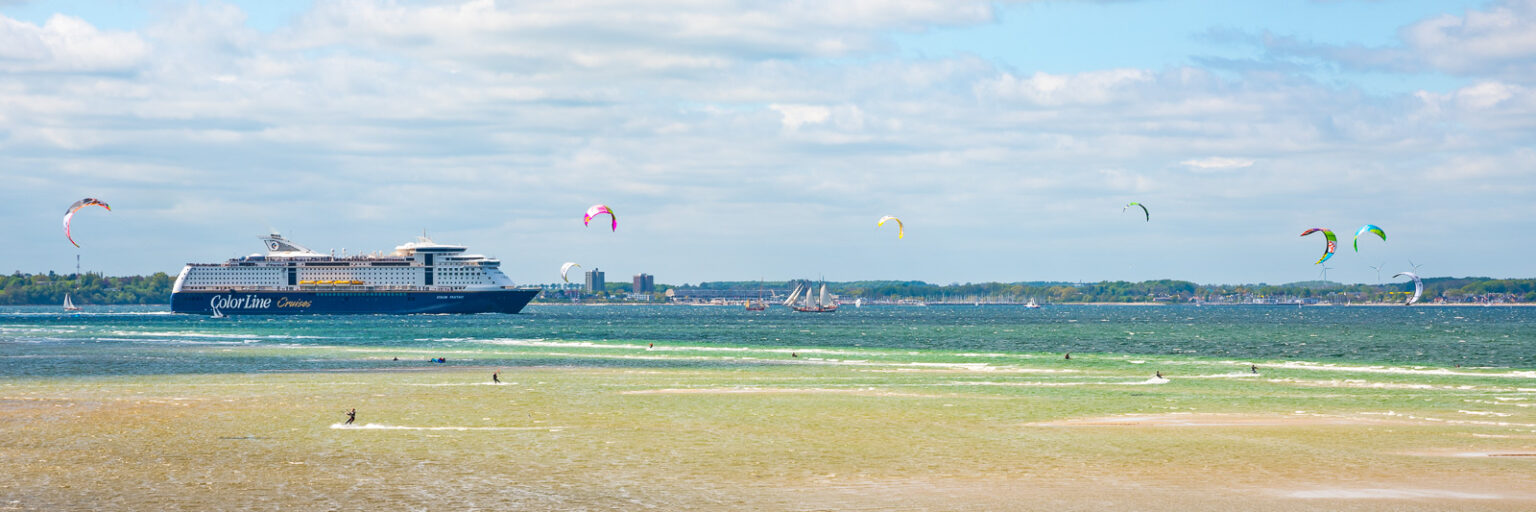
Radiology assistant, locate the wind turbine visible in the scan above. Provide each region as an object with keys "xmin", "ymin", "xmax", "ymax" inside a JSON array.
[
  {"xmin": 1318, "ymin": 265, "xmax": 1335, "ymax": 282},
  {"xmin": 1408, "ymin": 259, "xmax": 1425, "ymax": 274},
  {"xmin": 1368, "ymin": 261, "xmax": 1387, "ymax": 284}
]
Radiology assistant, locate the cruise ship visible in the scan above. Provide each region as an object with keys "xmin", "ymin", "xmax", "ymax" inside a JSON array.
[{"xmin": 170, "ymin": 234, "xmax": 540, "ymax": 315}]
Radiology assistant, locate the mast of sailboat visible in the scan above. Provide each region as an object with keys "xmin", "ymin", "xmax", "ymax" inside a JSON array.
[{"xmin": 69, "ymin": 254, "xmax": 81, "ymax": 311}]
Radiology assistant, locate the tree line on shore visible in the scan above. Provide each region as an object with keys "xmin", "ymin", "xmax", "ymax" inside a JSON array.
[
  {"xmin": 0, "ymin": 272, "xmax": 175, "ymax": 305},
  {"xmin": 2, "ymin": 271, "xmax": 1532, "ymax": 305}
]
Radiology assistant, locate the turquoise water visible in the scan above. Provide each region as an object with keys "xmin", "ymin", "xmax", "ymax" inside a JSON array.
[{"xmin": 2, "ymin": 304, "xmax": 1530, "ymax": 377}]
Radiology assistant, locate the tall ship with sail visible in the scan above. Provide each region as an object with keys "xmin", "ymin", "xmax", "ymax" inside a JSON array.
[
  {"xmin": 784, "ymin": 281, "xmax": 838, "ymax": 313},
  {"xmin": 170, "ymin": 234, "xmax": 540, "ymax": 315},
  {"xmin": 745, "ymin": 282, "xmax": 768, "ymax": 311}
]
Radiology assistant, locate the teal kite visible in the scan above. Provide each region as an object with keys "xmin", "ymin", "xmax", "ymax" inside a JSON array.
[
  {"xmin": 1353, "ymin": 224, "xmax": 1385, "ymax": 252},
  {"xmin": 1122, "ymin": 202, "xmax": 1149, "ymax": 221}
]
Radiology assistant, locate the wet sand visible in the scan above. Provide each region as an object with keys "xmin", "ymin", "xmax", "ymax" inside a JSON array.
[{"xmin": 3, "ymin": 357, "xmax": 1535, "ymax": 511}]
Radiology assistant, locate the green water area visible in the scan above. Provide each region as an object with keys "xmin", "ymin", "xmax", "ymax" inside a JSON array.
[{"xmin": 2, "ymin": 305, "xmax": 1533, "ymax": 510}]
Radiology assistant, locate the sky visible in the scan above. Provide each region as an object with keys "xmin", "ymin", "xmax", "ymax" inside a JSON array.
[{"xmin": 2, "ymin": 0, "xmax": 1534, "ymax": 286}]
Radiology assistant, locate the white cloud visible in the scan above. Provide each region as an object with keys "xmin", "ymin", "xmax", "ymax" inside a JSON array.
[
  {"xmin": 1, "ymin": 1, "xmax": 1534, "ymax": 283},
  {"xmin": 1402, "ymin": 0, "xmax": 1536, "ymax": 80},
  {"xmin": 280, "ymin": 0, "xmax": 999, "ymax": 69},
  {"xmin": 769, "ymin": 104, "xmax": 831, "ymax": 130},
  {"xmin": 0, "ymin": 13, "xmax": 149, "ymax": 72},
  {"xmin": 1180, "ymin": 157, "xmax": 1255, "ymax": 171},
  {"xmin": 1425, "ymin": 81, "xmax": 1520, "ymax": 110},
  {"xmin": 977, "ymin": 69, "xmax": 1153, "ymax": 106},
  {"xmin": 1267, "ymin": 0, "xmax": 1536, "ymax": 84}
]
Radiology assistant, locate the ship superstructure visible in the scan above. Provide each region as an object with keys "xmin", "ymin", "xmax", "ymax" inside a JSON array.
[{"xmin": 170, "ymin": 234, "xmax": 539, "ymax": 315}]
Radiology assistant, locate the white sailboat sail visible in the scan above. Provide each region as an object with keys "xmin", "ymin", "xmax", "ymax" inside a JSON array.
[
  {"xmin": 818, "ymin": 284, "xmax": 830, "ymax": 308},
  {"xmin": 63, "ymin": 293, "xmax": 80, "ymax": 311},
  {"xmin": 783, "ymin": 284, "xmax": 803, "ymax": 306}
]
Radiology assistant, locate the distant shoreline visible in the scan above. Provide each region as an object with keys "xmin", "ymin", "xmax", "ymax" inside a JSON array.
[{"xmin": 5, "ymin": 301, "xmax": 1533, "ymax": 308}]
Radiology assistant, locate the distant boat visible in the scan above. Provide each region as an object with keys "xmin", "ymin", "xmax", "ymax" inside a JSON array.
[
  {"xmin": 786, "ymin": 281, "xmax": 838, "ymax": 313},
  {"xmin": 62, "ymin": 294, "xmax": 81, "ymax": 312},
  {"xmin": 1024, "ymin": 298, "xmax": 1041, "ymax": 309},
  {"xmin": 745, "ymin": 283, "xmax": 767, "ymax": 311}
]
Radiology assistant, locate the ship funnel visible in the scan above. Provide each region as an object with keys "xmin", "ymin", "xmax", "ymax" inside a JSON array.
[{"xmin": 261, "ymin": 234, "xmax": 319, "ymax": 255}]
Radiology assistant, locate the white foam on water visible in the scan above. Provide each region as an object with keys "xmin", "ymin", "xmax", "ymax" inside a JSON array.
[
  {"xmin": 1457, "ymin": 410, "xmax": 1513, "ymax": 417},
  {"xmin": 331, "ymin": 423, "xmax": 561, "ymax": 431},
  {"xmin": 107, "ymin": 330, "xmax": 328, "ymax": 340},
  {"xmin": 946, "ymin": 381, "xmax": 1089, "ymax": 387},
  {"xmin": 1275, "ymin": 361, "xmax": 1536, "ymax": 379},
  {"xmin": 619, "ymin": 387, "xmax": 932, "ymax": 397},
  {"xmin": 1360, "ymin": 411, "xmax": 1536, "ymax": 429},
  {"xmin": 1464, "ymin": 399, "xmax": 1532, "ymax": 408},
  {"xmin": 864, "ymin": 367, "xmax": 1078, "ymax": 374},
  {"xmin": 1187, "ymin": 372, "xmax": 1261, "ymax": 379},
  {"xmin": 1284, "ymin": 488, "xmax": 1500, "ymax": 500},
  {"xmin": 963, "ymin": 377, "xmax": 1171, "ymax": 387},
  {"xmin": 1268, "ymin": 378, "xmax": 1520, "ymax": 391},
  {"xmin": 0, "ymin": 311, "xmax": 173, "ymax": 316},
  {"xmin": 464, "ymin": 338, "xmax": 889, "ymax": 358},
  {"xmin": 110, "ymin": 330, "xmax": 252, "ymax": 339},
  {"xmin": 903, "ymin": 362, "xmax": 994, "ymax": 370}
]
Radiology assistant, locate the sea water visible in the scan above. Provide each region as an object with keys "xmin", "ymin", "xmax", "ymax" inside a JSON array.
[
  {"xmin": 0, "ymin": 304, "xmax": 1530, "ymax": 377},
  {"xmin": 4, "ymin": 305, "xmax": 1535, "ymax": 510}
]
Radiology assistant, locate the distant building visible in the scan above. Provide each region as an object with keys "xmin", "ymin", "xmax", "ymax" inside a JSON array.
[
  {"xmin": 584, "ymin": 268, "xmax": 605, "ymax": 293},
  {"xmin": 633, "ymin": 273, "xmax": 654, "ymax": 293}
]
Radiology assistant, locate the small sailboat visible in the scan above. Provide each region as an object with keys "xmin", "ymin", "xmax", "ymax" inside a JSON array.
[
  {"xmin": 1024, "ymin": 297, "xmax": 1041, "ymax": 309},
  {"xmin": 62, "ymin": 293, "xmax": 82, "ymax": 312}
]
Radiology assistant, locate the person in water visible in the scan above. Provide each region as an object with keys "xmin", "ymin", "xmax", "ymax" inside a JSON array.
[
  {"xmin": 344, "ymin": 408, "xmax": 356, "ymax": 425},
  {"xmin": 1251, "ymin": 365, "xmax": 1258, "ymax": 374},
  {"xmin": 1155, "ymin": 371, "xmax": 1163, "ymax": 379},
  {"xmin": 493, "ymin": 370, "xmax": 500, "ymax": 384},
  {"xmin": 1064, "ymin": 353, "xmax": 1071, "ymax": 360}
]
